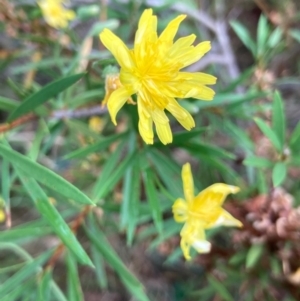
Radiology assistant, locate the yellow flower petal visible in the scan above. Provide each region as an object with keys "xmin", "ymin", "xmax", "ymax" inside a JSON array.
[
  {"xmin": 159, "ymin": 15, "xmax": 186, "ymax": 44},
  {"xmin": 171, "ymin": 41, "xmax": 211, "ymax": 69},
  {"xmin": 208, "ymin": 209, "xmax": 243, "ymax": 228},
  {"xmin": 137, "ymin": 100, "xmax": 154, "ymax": 144},
  {"xmin": 155, "ymin": 122, "xmax": 172, "ymax": 145},
  {"xmin": 168, "ymin": 34, "xmax": 196, "ymax": 57},
  {"xmin": 176, "ymin": 72, "xmax": 217, "ymax": 85},
  {"xmin": 193, "ymin": 184, "xmax": 240, "ymax": 215},
  {"xmin": 166, "ymin": 98, "xmax": 195, "ymax": 130},
  {"xmin": 107, "ymin": 87, "xmax": 133, "ymax": 125},
  {"xmin": 135, "ymin": 9, "xmax": 157, "ymax": 45},
  {"xmin": 172, "ymin": 198, "xmax": 188, "ymax": 222},
  {"xmin": 100, "ymin": 29, "xmax": 134, "ymax": 70},
  {"xmin": 180, "ymin": 220, "xmax": 208, "ymax": 260},
  {"xmin": 181, "ymin": 163, "xmax": 194, "ymax": 204},
  {"xmin": 184, "ymin": 85, "xmax": 215, "ymax": 100}
]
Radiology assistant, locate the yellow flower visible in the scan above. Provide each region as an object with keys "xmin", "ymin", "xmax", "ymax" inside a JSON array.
[
  {"xmin": 38, "ymin": 0, "xmax": 75, "ymax": 29},
  {"xmin": 99, "ymin": 9, "xmax": 216, "ymax": 145},
  {"xmin": 172, "ymin": 163, "xmax": 242, "ymax": 260},
  {"xmin": 0, "ymin": 209, "xmax": 5, "ymax": 223}
]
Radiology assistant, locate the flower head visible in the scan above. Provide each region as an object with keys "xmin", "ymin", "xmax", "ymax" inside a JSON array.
[
  {"xmin": 38, "ymin": 0, "xmax": 75, "ymax": 29},
  {"xmin": 172, "ymin": 163, "xmax": 242, "ymax": 260},
  {"xmin": 99, "ymin": 9, "xmax": 216, "ymax": 145}
]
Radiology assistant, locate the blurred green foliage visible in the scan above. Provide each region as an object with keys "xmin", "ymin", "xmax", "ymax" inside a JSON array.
[{"xmin": 1, "ymin": 0, "xmax": 300, "ymax": 300}]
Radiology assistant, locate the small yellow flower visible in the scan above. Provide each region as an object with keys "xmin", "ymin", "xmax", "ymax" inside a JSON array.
[
  {"xmin": 99, "ymin": 9, "xmax": 216, "ymax": 145},
  {"xmin": 172, "ymin": 163, "xmax": 242, "ymax": 260},
  {"xmin": 89, "ymin": 116, "xmax": 104, "ymax": 133},
  {"xmin": 38, "ymin": 0, "xmax": 75, "ymax": 29},
  {"xmin": 0, "ymin": 209, "xmax": 5, "ymax": 223}
]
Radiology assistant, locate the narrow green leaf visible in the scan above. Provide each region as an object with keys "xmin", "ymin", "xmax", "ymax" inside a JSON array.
[
  {"xmin": 207, "ymin": 275, "xmax": 234, "ymax": 301},
  {"xmin": 179, "ymin": 141, "xmax": 236, "ymax": 160},
  {"xmin": 66, "ymin": 253, "xmax": 84, "ymax": 301},
  {"xmin": 230, "ymin": 21, "xmax": 256, "ymax": 56},
  {"xmin": 2, "ymin": 280, "xmax": 35, "ymax": 301},
  {"xmin": 196, "ymin": 91, "xmax": 266, "ymax": 109},
  {"xmin": 16, "ymin": 169, "xmax": 94, "ymax": 267},
  {"xmin": 92, "ymin": 139, "xmax": 127, "ymax": 200},
  {"xmin": 148, "ymin": 149, "xmax": 182, "ymax": 198},
  {"xmin": 268, "ymin": 27, "xmax": 283, "ymax": 48},
  {"xmin": 246, "ymin": 243, "xmax": 264, "ymax": 269},
  {"xmin": 121, "ymin": 160, "xmax": 140, "ymax": 245},
  {"xmin": 86, "ymin": 216, "xmax": 150, "ymax": 301},
  {"xmin": 257, "ymin": 170, "xmax": 268, "ymax": 194},
  {"xmin": 289, "ymin": 121, "xmax": 300, "ymax": 152},
  {"xmin": 91, "ymin": 245, "xmax": 107, "ymax": 289},
  {"xmin": 0, "ymin": 251, "xmax": 52, "ymax": 297},
  {"xmin": 93, "ymin": 152, "xmax": 136, "ymax": 201},
  {"xmin": 243, "ymin": 156, "xmax": 273, "ymax": 168},
  {"xmin": 0, "ymin": 226, "xmax": 51, "ymax": 242},
  {"xmin": 254, "ymin": 117, "xmax": 282, "ymax": 152},
  {"xmin": 272, "ymin": 91, "xmax": 285, "ymax": 148},
  {"xmin": 289, "ymin": 29, "xmax": 300, "ymax": 43},
  {"xmin": 222, "ymin": 119, "xmax": 254, "ymax": 151},
  {"xmin": 7, "ymin": 73, "xmax": 85, "ymax": 122},
  {"xmin": 221, "ymin": 67, "xmax": 254, "ymax": 93},
  {"xmin": 272, "ymin": 162, "xmax": 287, "ymax": 187},
  {"xmin": 257, "ymin": 14, "xmax": 269, "ymax": 57},
  {"xmin": 144, "ymin": 169, "xmax": 163, "ymax": 235},
  {"xmin": 28, "ymin": 120, "xmax": 49, "ymax": 161},
  {"xmin": 0, "ymin": 96, "xmax": 18, "ymax": 112},
  {"xmin": 38, "ymin": 268, "xmax": 52, "ymax": 301},
  {"xmin": 0, "ymin": 144, "xmax": 94, "ymax": 205},
  {"xmin": 64, "ymin": 132, "xmax": 127, "ymax": 160}
]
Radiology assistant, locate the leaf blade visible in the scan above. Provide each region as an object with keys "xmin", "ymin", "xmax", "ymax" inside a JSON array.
[
  {"xmin": 7, "ymin": 73, "xmax": 85, "ymax": 122},
  {"xmin": 0, "ymin": 144, "xmax": 94, "ymax": 205}
]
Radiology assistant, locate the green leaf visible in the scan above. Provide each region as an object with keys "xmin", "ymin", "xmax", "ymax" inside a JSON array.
[
  {"xmin": 222, "ymin": 119, "xmax": 254, "ymax": 151},
  {"xmin": 254, "ymin": 117, "xmax": 282, "ymax": 152},
  {"xmin": 272, "ymin": 91, "xmax": 285, "ymax": 148},
  {"xmin": 272, "ymin": 162, "xmax": 287, "ymax": 187},
  {"xmin": 207, "ymin": 275, "xmax": 234, "ymax": 301},
  {"xmin": 93, "ymin": 151, "xmax": 136, "ymax": 201},
  {"xmin": 38, "ymin": 268, "xmax": 52, "ymax": 301},
  {"xmin": 289, "ymin": 121, "xmax": 300, "ymax": 152},
  {"xmin": 257, "ymin": 14, "xmax": 269, "ymax": 57},
  {"xmin": 230, "ymin": 20, "xmax": 256, "ymax": 56},
  {"xmin": 121, "ymin": 159, "xmax": 140, "ymax": 245},
  {"xmin": 0, "ymin": 144, "xmax": 94, "ymax": 205},
  {"xmin": 179, "ymin": 142, "xmax": 236, "ymax": 160},
  {"xmin": 16, "ymin": 170, "xmax": 94, "ymax": 267},
  {"xmin": 144, "ymin": 169, "xmax": 163, "ymax": 235},
  {"xmin": 64, "ymin": 132, "xmax": 127, "ymax": 160},
  {"xmin": 148, "ymin": 149, "xmax": 182, "ymax": 198},
  {"xmin": 289, "ymin": 29, "xmax": 300, "ymax": 43},
  {"xmin": 0, "ymin": 251, "xmax": 52, "ymax": 297},
  {"xmin": 66, "ymin": 253, "xmax": 84, "ymax": 301},
  {"xmin": 0, "ymin": 96, "xmax": 18, "ymax": 112},
  {"xmin": 92, "ymin": 139, "xmax": 127, "ymax": 200},
  {"xmin": 87, "ymin": 20, "xmax": 119, "ymax": 37},
  {"xmin": 91, "ymin": 245, "xmax": 107, "ymax": 289},
  {"xmin": 196, "ymin": 91, "xmax": 266, "ymax": 110},
  {"xmin": 246, "ymin": 243, "xmax": 264, "ymax": 269},
  {"xmin": 268, "ymin": 27, "xmax": 283, "ymax": 48},
  {"xmin": 7, "ymin": 73, "xmax": 85, "ymax": 122},
  {"xmin": 243, "ymin": 156, "xmax": 273, "ymax": 168},
  {"xmin": 86, "ymin": 216, "xmax": 150, "ymax": 301}
]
